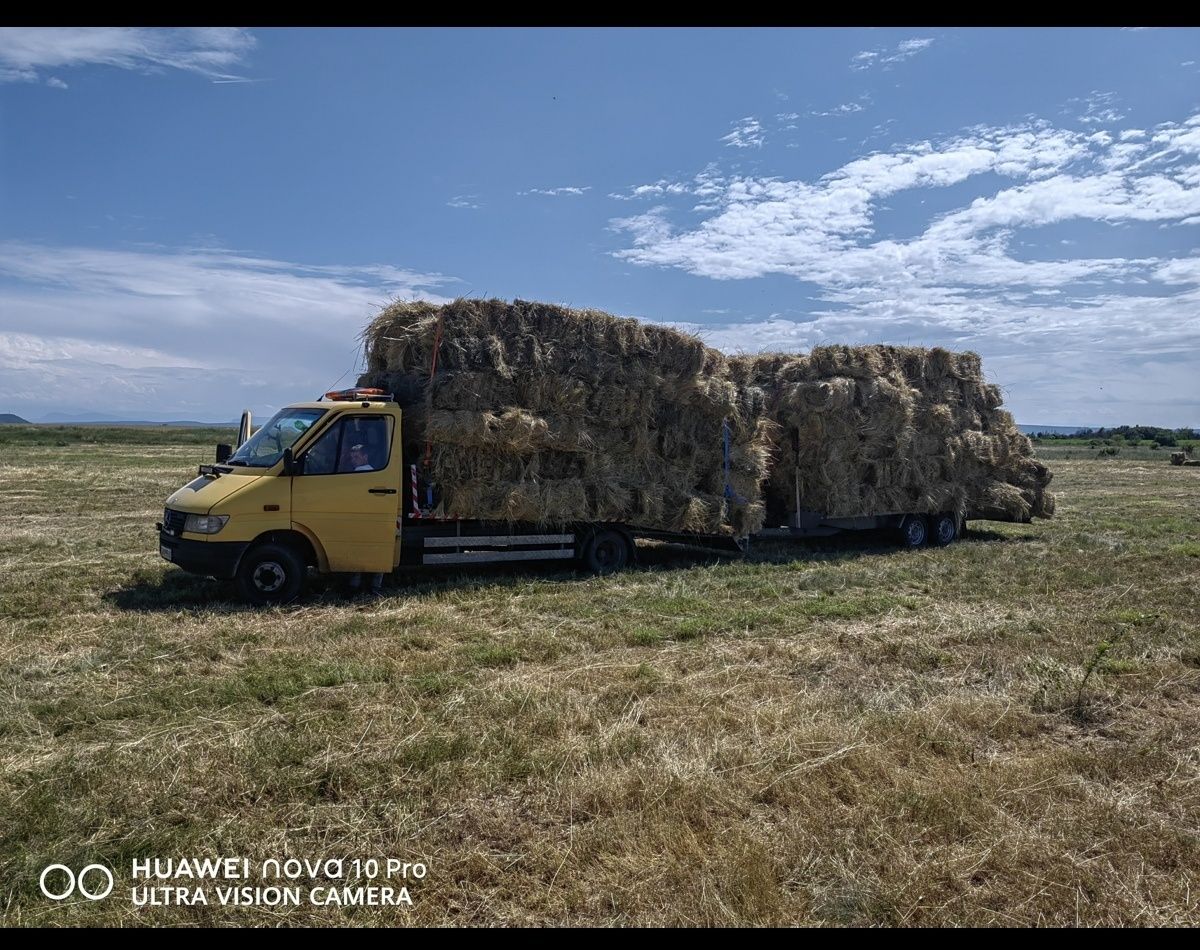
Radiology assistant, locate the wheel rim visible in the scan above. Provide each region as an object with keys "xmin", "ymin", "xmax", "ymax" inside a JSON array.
[
  {"xmin": 595, "ymin": 539, "xmax": 618, "ymax": 568},
  {"xmin": 252, "ymin": 561, "xmax": 286, "ymax": 593},
  {"xmin": 937, "ymin": 517, "xmax": 956, "ymax": 544},
  {"xmin": 906, "ymin": 520, "xmax": 925, "ymax": 545}
]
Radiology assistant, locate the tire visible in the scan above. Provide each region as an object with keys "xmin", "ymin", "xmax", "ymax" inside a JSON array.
[
  {"xmin": 930, "ymin": 513, "xmax": 958, "ymax": 547},
  {"xmin": 236, "ymin": 542, "xmax": 305, "ymax": 605},
  {"xmin": 898, "ymin": 515, "xmax": 929, "ymax": 548},
  {"xmin": 582, "ymin": 529, "xmax": 631, "ymax": 576}
]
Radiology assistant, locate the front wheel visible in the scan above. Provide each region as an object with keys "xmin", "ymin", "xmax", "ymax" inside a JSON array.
[
  {"xmin": 581, "ymin": 529, "xmax": 631, "ymax": 576},
  {"xmin": 236, "ymin": 542, "xmax": 305, "ymax": 605}
]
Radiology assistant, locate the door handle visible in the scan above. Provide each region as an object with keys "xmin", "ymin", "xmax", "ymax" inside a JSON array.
[{"xmin": 369, "ymin": 488, "xmax": 397, "ymax": 495}]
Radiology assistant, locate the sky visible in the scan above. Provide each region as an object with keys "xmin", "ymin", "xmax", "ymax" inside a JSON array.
[{"xmin": 1, "ymin": 26, "xmax": 1198, "ymax": 426}]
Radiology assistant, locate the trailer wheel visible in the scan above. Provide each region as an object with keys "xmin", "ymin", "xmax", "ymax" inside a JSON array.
[
  {"xmin": 582, "ymin": 529, "xmax": 630, "ymax": 576},
  {"xmin": 930, "ymin": 513, "xmax": 958, "ymax": 546},
  {"xmin": 899, "ymin": 515, "xmax": 928, "ymax": 548},
  {"xmin": 236, "ymin": 542, "xmax": 305, "ymax": 605}
]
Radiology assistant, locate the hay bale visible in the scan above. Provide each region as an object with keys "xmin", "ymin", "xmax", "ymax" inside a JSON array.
[
  {"xmin": 732, "ymin": 345, "xmax": 1055, "ymax": 525},
  {"xmin": 359, "ymin": 298, "xmax": 775, "ymax": 537}
]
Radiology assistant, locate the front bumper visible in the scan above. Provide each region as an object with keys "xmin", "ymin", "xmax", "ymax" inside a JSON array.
[{"xmin": 158, "ymin": 530, "xmax": 249, "ymax": 580}]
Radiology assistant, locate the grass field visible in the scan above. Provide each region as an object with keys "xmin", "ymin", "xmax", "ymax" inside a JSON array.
[
  {"xmin": 1033, "ymin": 443, "xmax": 1198, "ymax": 463},
  {"xmin": 1, "ymin": 429, "xmax": 1197, "ymax": 925}
]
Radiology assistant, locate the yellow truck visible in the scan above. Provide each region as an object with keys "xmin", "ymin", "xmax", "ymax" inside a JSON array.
[{"xmin": 158, "ymin": 389, "xmax": 725, "ymax": 604}]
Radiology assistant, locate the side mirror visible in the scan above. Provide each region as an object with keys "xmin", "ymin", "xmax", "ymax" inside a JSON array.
[
  {"xmin": 215, "ymin": 443, "xmax": 232, "ymax": 464},
  {"xmin": 282, "ymin": 447, "xmax": 295, "ymax": 476},
  {"xmin": 236, "ymin": 409, "xmax": 252, "ymax": 448}
]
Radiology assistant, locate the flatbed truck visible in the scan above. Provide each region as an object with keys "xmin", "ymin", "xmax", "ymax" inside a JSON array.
[{"xmin": 157, "ymin": 390, "xmax": 979, "ymax": 604}]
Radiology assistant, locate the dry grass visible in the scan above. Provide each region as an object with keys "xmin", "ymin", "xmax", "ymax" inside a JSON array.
[{"xmin": 0, "ymin": 436, "xmax": 1197, "ymax": 925}]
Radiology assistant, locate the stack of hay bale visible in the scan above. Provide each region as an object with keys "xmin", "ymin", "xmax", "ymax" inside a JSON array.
[
  {"xmin": 358, "ymin": 298, "xmax": 775, "ymax": 537},
  {"xmin": 729, "ymin": 345, "xmax": 1056, "ymax": 526}
]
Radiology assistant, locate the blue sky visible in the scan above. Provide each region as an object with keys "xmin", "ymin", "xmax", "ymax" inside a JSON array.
[{"xmin": 1, "ymin": 27, "xmax": 1198, "ymax": 425}]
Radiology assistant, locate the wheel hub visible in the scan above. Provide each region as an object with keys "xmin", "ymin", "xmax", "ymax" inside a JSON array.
[{"xmin": 252, "ymin": 561, "xmax": 286, "ymax": 593}]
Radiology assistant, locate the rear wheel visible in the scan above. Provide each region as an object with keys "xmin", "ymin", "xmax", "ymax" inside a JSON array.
[
  {"xmin": 930, "ymin": 513, "xmax": 959, "ymax": 546},
  {"xmin": 236, "ymin": 542, "xmax": 305, "ymax": 605},
  {"xmin": 898, "ymin": 515, "xmax": 928, "ymax": 548},
  {"xmin": 582, "ymin": 529, "xmax": 631, "ymax": 576}
]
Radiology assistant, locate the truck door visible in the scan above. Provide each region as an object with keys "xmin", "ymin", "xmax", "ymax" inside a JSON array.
[{"xmin": 290, "ymin": 412, "xmax": 401, "ymax": 573}]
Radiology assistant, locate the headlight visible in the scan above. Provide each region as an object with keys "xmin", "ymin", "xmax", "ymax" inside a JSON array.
[{"xmin": 184, "ymin": 514, "xmax": 229, "ymax": 535}]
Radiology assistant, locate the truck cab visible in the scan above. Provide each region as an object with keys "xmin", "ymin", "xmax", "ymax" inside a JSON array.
[{"xmin": 158, "ymin": 391, "xmax": 403, "ymax": 603}]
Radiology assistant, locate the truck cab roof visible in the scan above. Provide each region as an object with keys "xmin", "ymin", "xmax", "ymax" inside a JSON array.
[{"xmin": 286, "ymin": 399, "xmax": 399, "ymax": 412}]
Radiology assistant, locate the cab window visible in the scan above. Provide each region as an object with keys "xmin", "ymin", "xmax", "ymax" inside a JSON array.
[
  {"xmin": 226, "ymin": 408, "xmax": 326, "ymax": 468},
  {"xmin": 301, "ymin": 416, "xmax": 391, "ymax": 475}
]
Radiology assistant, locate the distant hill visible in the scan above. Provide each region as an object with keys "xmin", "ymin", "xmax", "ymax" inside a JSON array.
[
  {"xmin": 35, "ymin": 415, "xmax": 236, "ymax": 427},
  {"xmin": 0, "ymin": 413, "xmax": 31, "ymax": 424},
  {"xmin": 37, "ymin": 410, "xmax": 124, "ymax": 423}
]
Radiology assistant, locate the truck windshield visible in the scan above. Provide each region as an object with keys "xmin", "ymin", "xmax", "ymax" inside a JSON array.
[{"xmin": 226, "ymin": 408, "xmax": 327, "ymax": 468}]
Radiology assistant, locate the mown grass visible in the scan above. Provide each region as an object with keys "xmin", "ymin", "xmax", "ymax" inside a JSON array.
[
  {"xmin": 0, "ymin": 424, "xmax": 237, "ymax": 446},
  {"xmin": 0, "ymin": 438, "xmax": 1197, "ymax": 925},
  {"xmin": 1034, "ymin": 442, "xmax": 1197, "ymax": 462}
]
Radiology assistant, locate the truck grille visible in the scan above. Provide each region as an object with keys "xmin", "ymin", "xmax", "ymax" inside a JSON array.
[{"xmin": 162, "ymin": 508, "xmax": 188, "ymax": 536}]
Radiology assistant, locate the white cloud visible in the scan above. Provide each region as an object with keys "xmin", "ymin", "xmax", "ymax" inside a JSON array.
[
  {"xmin": 608, "ymin": 173, "xmax": 716, "ymax": 201},
  {"xmin": 852, "ymin": 36, "xmax": 935, "ymax": 71},
  {"xmin": 0, "ymin": 27, "xmax": 255, "ymax": 84},
  {"xmin": 895, "ymin": 38, "xmax": 934, "ymax": 57},
  {"xmin": 811, "ymin": 100, "xmax": 867, "ymax": 118},
  {"xmin": 1153, "ymin": 257, "xmax": 1200, "ymax": 284},
  {"xmin": 610, "ymin": 112, "xmax": 1200, "ymax": 426},
  {"xmin": 447, "ymin": 195, "xmax": 481, "ymax": 209},
  {"xmin": 0, "ymin": 243, "xmax": 451, "ymax": 419},
  {"xmin": 721, "ymin": 117, "xmax": 765, "ymax": 149},
  {"xmin": 607, "ymin": 208, "xmax": 674, "ymax": 246},
  {"xmin": 0, "ymin": 331, "xmax": 207, "ymax": 372},
  {"xmin": 518, "ymin": 186, "xmax": 591, "ymax": 197},
  {"xmin": 1072, "ymin": 90, "xmax": 1126, "ymax": 126}
]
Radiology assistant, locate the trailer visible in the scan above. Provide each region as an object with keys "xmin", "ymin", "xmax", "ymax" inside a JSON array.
[{"xmin": 756, "ymin": 509, "xmax": 964, "ymax": 548}]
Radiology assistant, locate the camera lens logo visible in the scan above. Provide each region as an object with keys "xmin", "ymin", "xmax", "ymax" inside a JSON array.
[{"xmin": 39, "ymin": 864, "xmax": 114, "ymax": 901}]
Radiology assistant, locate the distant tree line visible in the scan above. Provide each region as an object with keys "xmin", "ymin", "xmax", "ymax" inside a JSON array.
[{"xmin": 1036, "ymin": 425, "xmax": 1199, "ymax": 447}]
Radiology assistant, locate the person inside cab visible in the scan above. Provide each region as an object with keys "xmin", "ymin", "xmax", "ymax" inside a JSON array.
[{"xmin": 347, "ymin": 442, "xmax": 375, "ymax": 472}]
